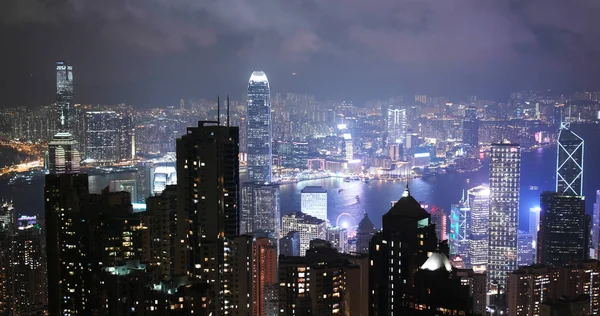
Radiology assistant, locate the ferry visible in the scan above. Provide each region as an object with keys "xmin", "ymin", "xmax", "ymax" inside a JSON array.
[
  {"xmin": 355, "ymin": 195, "xmax": 360, "ymax": 202},
  {"xmin": 344, "ymin": 177, "xmax": 351, "ymax": 182},
  {"xmin": 338, "ymin": 189, "xmax": 344, "ymax": 193}
]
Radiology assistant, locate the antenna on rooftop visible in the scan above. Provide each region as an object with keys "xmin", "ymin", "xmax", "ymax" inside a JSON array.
[
  {"xmin": 217, "ymin": 96, "xmax": 221, "ymax": 126},
  {"xmin": 227, "ymin": 95, "xmax": 230, "ymax": 127}
]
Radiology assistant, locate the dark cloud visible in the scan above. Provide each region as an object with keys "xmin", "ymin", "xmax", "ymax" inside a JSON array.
[{"xmin": 1, "ymin": 0, "xmax": 600, "ymax": 106}]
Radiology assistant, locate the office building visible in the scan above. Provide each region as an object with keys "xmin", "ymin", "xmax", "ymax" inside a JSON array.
[
  {"xmin": 387, "ymin": 108, "xmax": 407, "ymax": 144},
  {"xmin": 48, "ymin": 131, "xmax": 80, "ymax": 174},
  {"xmin": 530, "ymin": 206, "xmax": 541, "ymax": 259},
  {"xmin": 280, "ymin": 231, "xmax": 300, "ymax": 257},
  {"xmin": 176, "ymin": 120, "xmax": 239, "ymax": 315},
  {"xmin": 300, "ymin": 186, "xmax": 328, "ymax": 222},
  {"xmin": 388, "ymin": 143, "xmax": 401, "ymax": 162},
  {"xmin": 594, "ymin": 191, "xmax": 600, "ymax": 259},
  {"xmin": 556, "ymin": 123, "xmax": 584, "ymax": 196},
  {"xmin": 488, "ymin": 143, "xmax": 520, "ymax": 290},
  {"xmin": 240, "ymin": 182, "xmax": 280, "ymax": 239},
  {"xmin": 45, "ymin": 173, "xmax": 92, "ymax": 315},
  {"xmin": 517, "ymin": 231, "xmax": 535, "ymax": 267},
  {"xmin": 541, "ymin": 296, "xmax": 590, "ymax": 316},
  {"xmin": 450, "ymin": 195, "xmax": 470, "ymax": 265},
  {"xmin": 56, "ymin": 61, "xmax": 74, "ymax": 132},
  {"xmin": 508, "ymin": 265, "xmax": 559, "ymax": 316},
  {"xmin": 538, "ymin": 192, "xmax": 587, "ymax": 267},
  {"xmin": 468, "ymin": 185, "xmax": 490, "ymax": 269},
  {"xmin": 109, "ymin": 179, "xmax": 137, "ymax": 202},
  {"xmin": 281, "ymin": 212, "xmax": 326, "ymax": 256},
  {"xmin": 369, "ymin": 185, "xmax": 439, "ymax": 315},
  {"xmin": 355, "ymin": 212, "xmax": 377, "ymax": 254},
  {"xmin": 462, "ymin": 106, "xmax": 479, "ymax": 152},
  {"xmin": 326, "ymin": 226, "xmax": 348, "ymax": 253},
  {"xmin": 246, "ymin": 71, "xmax": 272, "ymax": 183},
  {"xmin": 85, "ymin": 110, "xmax": 120, "ymax": 163},
  {"xmin": 278, "ymin": 241, "xmax": 366, "ymax": 316}
]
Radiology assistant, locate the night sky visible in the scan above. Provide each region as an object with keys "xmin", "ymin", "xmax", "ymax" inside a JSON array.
[{"xmin": 1, "ymin": 0, "xmax": 600, "ymax": 107}]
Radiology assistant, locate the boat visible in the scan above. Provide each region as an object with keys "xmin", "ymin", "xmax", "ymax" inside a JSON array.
[
  {"xmin": 338, "ymin": 189, "xmax": 344, "ymax": 193},
  {"xmin": 362, "ymin": 178, "xmax": 370, "ymax": 183},
  {"xmin": 344, "ymin": 177, "xmax": 351, "ymax": 182},
  {"xmin": 355, "ymin": 195, "xmax": 360, "ymax": 202}
]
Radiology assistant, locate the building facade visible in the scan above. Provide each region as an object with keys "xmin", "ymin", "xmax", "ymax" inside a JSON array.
[
  {"xmin": 556, "ymin": 123, "xmax": 584, "ymax": 196},
  {"xmin": 281, "ymin": 212, "xmax": 326, "ymax": 256},
  {"xmin": 246, "ymin": 71, "xmax": 272, "ymax": 183},
  {"xmin": 300, "ymin": 186, "xmax": 328, "ymax": 222},
  {"xmin": 488, "ymin": 143, "xmax": 520, "ymax": 290},
  {"xmin": 240, "ymin": 182, "xmax": 281, "ymax": 239},
  {"xmin": 85, "ymin": 111, "xmax": 120, "ymax": 163}
]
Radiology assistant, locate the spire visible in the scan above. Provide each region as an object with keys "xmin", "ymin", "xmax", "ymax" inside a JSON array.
[
  {"xmin": 60, "ymin": 108, "xmax": 66, "ymax": 130},
  {"xmin": 226, "ymin": 95, "xmax": 230, "ymax": 127},
  {"xmin": 217, "ymin": 95, "xmax": 221, "ymax": 126},
  {"xmin": 402, "ymin": 169, "xmax": 410, "ymax": 197}
]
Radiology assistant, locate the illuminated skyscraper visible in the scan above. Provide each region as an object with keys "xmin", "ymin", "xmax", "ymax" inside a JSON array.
[
  {"xmin": 556, "ymin": 123, "xmax": 584, "ymax": 196},
  {"xmin": 538, "ymin": 192, "xmax": 587, "ymax": 267},
  {"xmin": 468, "ymin": 185, "xmax": 490, "ymax": 269},
  {"xmin": 85, "ymin": 111, "xmax": 119, "ymax": 163},
  {"xmin": 281, "ymin": 212, "xmax": 326, "ymax": 256},
  {"xmin": 240, "ymin": 182, "xmax": 281, "ymax": 239},
  {"xmin": 387, "ymin": 108, "xmax": 407, "ymax": 144},
  {"xmin": 593, "ymin": 191, "xmax": 600, "ymax": 258},
  {"xmin": 488, "ymin": 143, "xmax": 520, "ymax": 291},
  {"xmin": 450, "ymin": 195, "xmax": 469, "ymax": 263},
  {"xmin": 462, "ymin": 106, "xmax": 479, "ymax": 152},
  {"xmin": 300, "ymin": 186, "xmax": 328, "ymax": 222},
  {"xmin": 246, "ymin": 71, "xmax": 272, "ymax": 183},
  {"xmin": 48, "ymin": 132, "xmax": 80, "ymax": 174},
  {"xmin": 56, "ymin": 61, "xmax": 74, "ymax": 132},
  {"xmin": 176, "ymin": 120, "xmax": 239, "ymax": 315}
]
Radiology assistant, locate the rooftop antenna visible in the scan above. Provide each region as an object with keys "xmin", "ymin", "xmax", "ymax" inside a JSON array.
[
  {"xmin": 217, "ymin": 96, "xmax": 221, "ymax": 126},
  {"xmin": 402, "ymin": 169, "xmax": 410, "ymax": 197},
  {"xmin": 226, "ymin": 95, "xmax": 230, "ymax": 127}
]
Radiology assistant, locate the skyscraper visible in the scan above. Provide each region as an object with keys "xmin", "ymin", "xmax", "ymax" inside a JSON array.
[
  {"xmin": 355, "ymin": 212, "xmax": 377, "ymax": 254},
  {"xmin": 281, "ymin": 212, "xmax": 326, "ymax": 256},
  {"xmin": 48, "ymin": 131, "xmax": 80, "ymax": 174},
  {"xmin": 488, "ymin": 143, "xmax": 520, "ymax": 291},
  {"xmin": 462, "ymin": 106, "xmax": 479, "ymax": 153},
  {"xmin": 369, "ymin": 185, "xmax": 439, "ymax": 314},
  {"xmin": 556, "ymin": 123, "xmax": 584, "ymax": 196},
  {"xmin": 176, "ymin": 120, "xmax": 239, "ymax": 315},
  {"xmin": 538, "ymin": 192, "xmax": 587, "ymax": 267},
  {"xmin": 468, "ymin": 184, "xmax": 490, "ymax": 269},
  {"xmin": 517, "ymin": 231, "xmax": 534, "ymax": 267},
  {"xmin": 593, "ymin": 191, "xmax": 600, "ymax": 258},
  {"xmin": 387, "ymin": 108, "xmax": 407, "ymax": 144},
  {"xmin": 56, "ymin": 61, "xmax": 74, "ymax": 132},
  {"xmin": 45, "ymin": 173, "xmax": 92, "ymax": 315},
  {"xmin": 85, "ymin": 111, "xmax": 120, "ymax": 163},
  {"xmin": 246, "ymin": 71, "xmax": 272, "ymax": 183},
  {"xmin": 300, "ymin": 186, "xmax": 328, "ymax": 222},
  {"xmin": 450, "ymin": 195, "xmax": 470, "ymax": 264},
  {"xmin": 239, "ymin": 182, "xmax": 280, "ymax": 239}
]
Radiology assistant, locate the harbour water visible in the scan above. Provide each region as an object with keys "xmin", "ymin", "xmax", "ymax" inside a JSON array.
[{"xmin": 2, "ymin": 124, "xmax": 599, "ymax": 232}]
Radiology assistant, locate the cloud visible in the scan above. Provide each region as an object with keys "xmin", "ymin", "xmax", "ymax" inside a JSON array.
[{"xmin": 2, "ymin": 0, "xmax": 600, "ymax": 68}]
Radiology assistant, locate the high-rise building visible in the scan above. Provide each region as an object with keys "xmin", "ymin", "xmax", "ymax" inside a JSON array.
[
  {"xmin": 369, "ymin": 185, "xmax": 439, "ymax": 314},
  {"xmin": 468, "ymin": 185, "xmax": 490, "ymax": 269},
  {"xmin": 176, "ymin": 120, "xmax": 239, "ymax": 315},
  {"xmin": 278, "ymin": 240, "xmax": 366, "ymax": 316},
  {"xmin": 231, "ymin": 235, "xmax": 278, "ymax": 316},
  {"xmin": 240, "ymin": 182, "xmax": 280, "ymax": 239},
  {"xmin": 538, "ymin": 192, "xmax": 587, "ymax": 267},
  {"xmin": 488, "ymin": 143, "xmax": 520, "ymax": 291},
  {"xmin": 246, "ymin": 71, "xmax": 272, "ymax": 183},
  {"xmin": 355, "ymin": 212, "xmax": 377, "ymax": 254},
  {"xmin": 280, "ymin": 231, "xmax": 301, "ymax": 257},
  {"xmin": 48, "ymin": 132, "xmax": 81, "ymax": 174},
  {"xmin": 45, "ymin": 173, "xmax": 92, "ymax": 315},
  {"xmin": 109, "ymin": 179, "xmax": 137, "ymax": 202},
  {"xmin": 56, "ymin": 61, "xmax": 74, "ymax": 133},
  {"xmin": 300, "ymin": 186, "xmax": 328, "ymax": 222},
  {"xmin": 450, "ymin": 195, "xmax": 470, "ymax": 264},
  {"xmin": 462, "ymin": 106, "xmax": 479, "ymax": 152},
  {"xmin": 556, "ymin": 123, "xmax": 584, "ymax": 196},
  {"xmin": 281, "ymin": 212, "xmax": 326, "ymax": 256},
  {"xmin": 517, "ymin": 231, "xmax": 535, "ymax": 267},
  {"xmin": 85, "ymin": 110, "xmax": 120, "ymax": 163},
  {"xmin": 508, "ymin": 265, "xmax": 559, "ymax": 316},
  {"xmin": 9, "ymin": 215, "xmax": 47, "ymax": 315},
  {"xmin": 326, "ymin": 226, "xmax": 348, "ymax": 253},
  {"xmin": 387, "ymin": 108, "xmax": 407, "ymax": 144},
  {"xmin": 530, "ymin": 206, "xmax": 541, "ymax": 257},
  {"xmin": 594, "ymin": 191, "xmax": 600, "ymax": 259}
]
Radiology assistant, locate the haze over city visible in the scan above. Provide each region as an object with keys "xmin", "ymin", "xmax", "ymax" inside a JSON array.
[{"xmin": 2, "ymin": 0, "xmax": 600, "ymax": 106}]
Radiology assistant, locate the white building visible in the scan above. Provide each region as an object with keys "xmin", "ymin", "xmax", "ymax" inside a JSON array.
[
  {"xmin": 300, "ymin": 186, "xmax": 328, "ymax": 222},
  {"xmin": 281, "ymin": 212, "xmax": 326, "ymax": 256},
  {"xmin": 326, "ymin": 227, "xmax": 348, "ymax": 253}
]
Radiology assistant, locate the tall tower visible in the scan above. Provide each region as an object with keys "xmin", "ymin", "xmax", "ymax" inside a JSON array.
[
  {"xmin": 246, "ymin": 71, "xmax": 272, "ymax": 183},
  {"xmin": 56, "ymin": 61, "xmax": 74, "ymax": 133},
  {"xmin": 176, "ymin": 121, "xmax": 239, "ymax": 315},
  {"xmin": 537, "ymin": 192, "xmax": 587, "ymax": 266},
  {"xmin": 593, "ymin": 190, "xmax": 600, "ymax": 259},
  {"xmin": 488, "ymin": 143, "xmax": 520, "ymax": 291},
  {"xmin": 468, "ymin": 185, "xmax": 490, "ymax": 269},
  {"xmin": 45, "ymin": 173, "xmax": 91, "ymax": 315},
  {"xmin": 556, "ymin": 123, "xmax": 584, "ymax": 196},
  {"xmin": 48, "ymin": 132, "xmax": 80, "ymax": 174}
]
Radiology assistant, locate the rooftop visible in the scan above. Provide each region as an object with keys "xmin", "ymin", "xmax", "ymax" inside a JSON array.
[
  {"xmin": 385, "ymin": 185, "xmax": 429, "ymax": 220},
  {"xmin": 249, "ymin": 71, "xmax": 269, "ymax": 83},
  {"xmin": 301, "ymin": 186, "xmax": 327, "ymax": 193}
]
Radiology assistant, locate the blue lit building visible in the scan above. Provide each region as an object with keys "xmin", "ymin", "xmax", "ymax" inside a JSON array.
[
  {"xmin": 246, "ymin": 71, "xmax": 272, "ymax": 183},
  {"xmin": 556, "ymin": 122, "xmax": 584, "ymax": 196}
]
